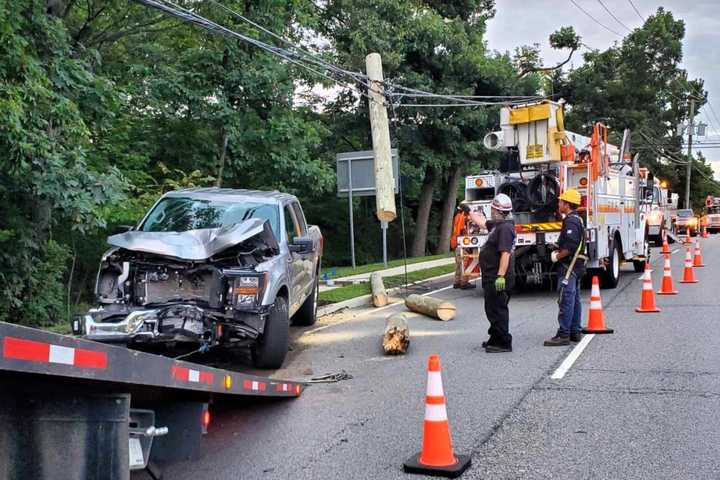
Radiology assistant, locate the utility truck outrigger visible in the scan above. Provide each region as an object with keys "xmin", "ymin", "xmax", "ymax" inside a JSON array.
[{"xmin": 460, "ymin": 100, "xmax": 651, "ymax": 288}]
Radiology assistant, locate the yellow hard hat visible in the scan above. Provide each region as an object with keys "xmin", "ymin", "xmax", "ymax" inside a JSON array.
[{"xmin": 559, "ymin": 188, "xmax": 582, "ymax": 205}]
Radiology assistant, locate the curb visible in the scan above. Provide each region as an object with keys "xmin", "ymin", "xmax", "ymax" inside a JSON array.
[{"xmin": 318, "ymin": 272, "xmax": 455, "ymax": 318}]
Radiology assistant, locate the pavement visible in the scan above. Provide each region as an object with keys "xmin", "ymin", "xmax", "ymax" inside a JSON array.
[
  {"xmin": 320, "ymin": 256, "xmax": 454, "ymax": 291},
  {"xmin": 158, "ymin": 236, "xmax": 720, "ymax": 480}
]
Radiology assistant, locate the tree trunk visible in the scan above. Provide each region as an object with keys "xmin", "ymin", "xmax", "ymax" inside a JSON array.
[
  {"xmin": 382, "ymin": 313, "xmax": 409, "ymax": 354},
  {"xmin": 411, "ymin": 166, "xmax": 435, "ymax": 257},
  {"xmin": 435, "ymin": 164, "xmax": 463, "ymax": 254},
  {"xmin": 405, "ymin": 294, "xmax": 456, "ymax": 321}
]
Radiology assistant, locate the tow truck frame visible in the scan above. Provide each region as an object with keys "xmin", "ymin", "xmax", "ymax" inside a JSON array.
[{"xmin": 0, "ymin": 321, "xmax": 303, "ymax": 480}]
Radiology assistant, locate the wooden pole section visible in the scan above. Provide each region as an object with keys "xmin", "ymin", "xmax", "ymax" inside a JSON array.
[
  {"xmin": 383, "ymin": 313, "xmax": 409, "ymax": 354},
  {"xmin": 370, "ymin": 272, "xmax": 388, "ymax": 307},
  {"xmin": 365, "ymin": 53, "xmax": 397, "ymax": 223},
  {"xmin": 405, "ymin": 294, "xmax": 456, "ymax": 321}
]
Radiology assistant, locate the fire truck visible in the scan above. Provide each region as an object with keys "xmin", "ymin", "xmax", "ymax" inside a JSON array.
[
  {"xmin": 459, "ymin": 100, "xmax": 651, "ymax": 289},
  {"xmin": 701, "ymin": 196, "xmax": 720, "ymax": 233}
]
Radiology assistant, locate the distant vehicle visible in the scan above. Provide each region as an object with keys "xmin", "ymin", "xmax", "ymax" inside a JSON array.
[
  {"xmin": 672, "ymin": 209, "xmax": 698, "ymax": 236},
  {"xmin": 75, "ymin": 188, "xmax": 323, "ymax": 369},
  {"xmin": 639, "ymin": 172, "xmax": 678, "ymax": 245},
  {"xmin": 700, "ymin": 196, "xmax": 720, "ymax": 233}
]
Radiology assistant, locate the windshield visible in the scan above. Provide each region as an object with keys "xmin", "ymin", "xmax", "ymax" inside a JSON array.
[
  {"xmin": 141, "ymin": 197, "xmax": 280, "ymax": 237},
  {"xmin": 677, "ymin": 209, "xmax": 693, "ymax": 218}
]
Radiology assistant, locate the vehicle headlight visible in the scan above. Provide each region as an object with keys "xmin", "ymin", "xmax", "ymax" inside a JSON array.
[
  {"xmin": 230, "ymin": 275, "xmax": 265, "ymax": 307},
  {"xmin": 688, "ymin": 218, "xmax": 697, "ymax": 226}
]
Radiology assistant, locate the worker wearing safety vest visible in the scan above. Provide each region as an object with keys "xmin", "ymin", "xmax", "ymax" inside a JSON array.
[
  {"xmin": 451, "ymin": 201, "xmax": 474, "ymax": 289},
  {"xmin": 545, "ymin": 188, "xmax": 586, "ymax": 346},
  {"xmin": 464, "ymin": 194, "xmax": 516, "ymax": 353}
]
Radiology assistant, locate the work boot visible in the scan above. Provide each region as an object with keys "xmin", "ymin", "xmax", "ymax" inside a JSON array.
[
  {"xmin": 570, "ymin": 331, "xmax": 584, "ymax": 343},
  {"xmin": 459, "ymin": 283, "xmax": 476, "ymax": 290},
  {"xmin": 453, "ymin": 283, "xmax": 461, "ymax": 289},
  {"xmin": 543, "ymin": 335, "xmax": 570, "ymax": 347},
  {"xmin": 485, "ymin": 345, "xmax": 512, "ymax": 353}
]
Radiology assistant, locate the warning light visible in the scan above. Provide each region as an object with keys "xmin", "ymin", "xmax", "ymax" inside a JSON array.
[
  {"xmin": 202, "ymin": 410, "xmax": 211, "ymax": 430},
  {"xmin": 470, "ymin": 237, "xmax": 479, "ymax": 245},
  {"xmin": 474, "ymin": 178, "xmax": 484, "ymax": 187},
  {"xmin": 660, "ymin": 181, "xmax": 668, "ymax": 189},
  {"xmin": 462, "ymin": 237, "xmax": 470, "ymax": 246},
  {"xmin": 224, "ymin": 375, "xmax": 233, "ymax": 390},
  {"xmin": 579, "ymin": 177, "xmax": 588, "ymax": 187}
]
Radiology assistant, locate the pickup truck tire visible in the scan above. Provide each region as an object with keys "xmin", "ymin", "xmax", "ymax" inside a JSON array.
[
  {"xmin": 252, "ymin": 296, "xmax": 289, "ymax": 369},
  {"xmin": 293, "ymin": 278, "xmax": 319, "ymax": 326}
]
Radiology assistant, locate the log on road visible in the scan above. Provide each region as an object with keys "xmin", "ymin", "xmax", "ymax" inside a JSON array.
[
  {"xmin": 405, "ymin": 294, "xmax": 456, "ymax": 321},
  {"xmin": 382, "ymin": 313, "xmax": 409, "ymax": 354},
  {"xmin": 370, "ymin": 272, "xmax": 388, "ymax": 307}
]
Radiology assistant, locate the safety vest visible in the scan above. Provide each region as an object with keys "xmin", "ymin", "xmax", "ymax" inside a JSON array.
[{"xmin": 450, "ymin": 213, "xmax": 466, "ymax": 249}]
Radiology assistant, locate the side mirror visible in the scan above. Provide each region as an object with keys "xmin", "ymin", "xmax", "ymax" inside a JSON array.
[
  {"xmin": 289, "ymin": 236, "xmax": 314, "ymax": 254},
  {"xmin": 111, "ymin": 225, "xmax": 135, "ymax": 235}
]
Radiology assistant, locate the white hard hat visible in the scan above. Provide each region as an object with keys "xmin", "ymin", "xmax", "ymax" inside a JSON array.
[{"xmin": 491, "ymin": 193, "xmax": 513, "ymax": 212}]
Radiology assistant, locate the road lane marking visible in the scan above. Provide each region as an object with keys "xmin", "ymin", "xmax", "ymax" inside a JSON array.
[{"xmin": 550, "ymin": 334, "xmax": 595, "ymax": 380}]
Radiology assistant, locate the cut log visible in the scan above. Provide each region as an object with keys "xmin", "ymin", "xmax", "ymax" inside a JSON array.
[
  {"xmin": 370, "ymin": 272, "xmax": 388, "ymax": 307},
  {"xmin": 383, "ymin": 313, "xmax": 409, "ymax": 354},
  {"xmin": 405, "ymin": 294, "xmax": 456, "ymax": 321}
]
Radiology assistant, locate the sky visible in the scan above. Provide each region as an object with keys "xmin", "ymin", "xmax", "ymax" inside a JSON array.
[{"xmin": 485, "ymin": 0, "xmax": 720, "ymax": 178}]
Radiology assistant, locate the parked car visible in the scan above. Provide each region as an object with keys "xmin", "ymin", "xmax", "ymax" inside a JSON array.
[
  {"xmin": 74, "ymin": 188, "xmax": 323, "ymax": 369},
  {"xmin": 672, "ymin": 209, "xmax": 698, "ymax": 236}
]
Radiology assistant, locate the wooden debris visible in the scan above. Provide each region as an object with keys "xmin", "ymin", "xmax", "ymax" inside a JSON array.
[
  {"xmin": 370, "ymin": 272, "xmax": 388, "ymax": 307},
  {"xmin": 405, "ymin": 294, "xmax": 456, "ymax": 321},
  {"xmin": 382, "ymin": 313, "xmax": 409, "ymax": 354}
]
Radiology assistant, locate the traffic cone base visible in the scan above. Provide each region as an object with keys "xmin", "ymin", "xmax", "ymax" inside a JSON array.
[
  {"xmin": 403, "ymin": 454, "xmax": 471, "ymax": 478},
  {"xmin": 404, "ymin": 355, "xmax": 470, "ymax": 478},
  {"xmin": 582, "ymin": 276, "xmax": 614, "ymax": 334},
  {"xmin": 657, "ymin": 289, "xmax": 678, "ymax": 295}
]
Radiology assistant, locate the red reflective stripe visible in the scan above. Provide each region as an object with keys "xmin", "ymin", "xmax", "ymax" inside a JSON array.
[
  {"xmin": 199, "ymin": 371, "xmax": 214, "ymax": 385},
  {"xmin": 172, "ymin": 366, "xmax": 189, "ymax": 381},
  {"xmin": 73, "ymin": 348, "xmax": 107, "ymax": 369},
  {"xmin": 259, "ymin": 382, "xmax": 266, "ymax": 392},
  {"xmin": 3, "ymin": 337, "xmax": 50, "ymax": 363},
  {"xmin": 243, "ymin": 379, "xmax": 253, "ymax": 390},
  {"xmin": 426, "ymin": 395, "xmax": 445, "ymax": 405}
]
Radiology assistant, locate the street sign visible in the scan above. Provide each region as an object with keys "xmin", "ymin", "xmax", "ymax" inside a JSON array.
[{"xmin": 336, "ymin": 149, "xmax": 399, "ymax": 197}]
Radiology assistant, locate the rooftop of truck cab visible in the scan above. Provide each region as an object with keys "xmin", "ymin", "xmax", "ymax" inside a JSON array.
[{"xmin": 163, "ymin": 188, "xmax": 298, "ymax": 205}]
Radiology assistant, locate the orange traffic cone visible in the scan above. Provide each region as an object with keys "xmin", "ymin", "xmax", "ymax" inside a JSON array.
[
  {"xmin": 661, "ymin": 237, "xmax": 670, "ymax": 255},
  {"xmin": 636, "ymin": 264, "xmax": 661, "ymax": 313},
  {"xmin": 657, "ymin": 253, "xmax": 678, "ymax": 295},
  {"xmin": 582, "ymin": 276, "xmax": 614, "ymax": 334},
  {"xmin": 404, "ymin": 355, "xmax": 470, "ymax": 477},
  {"xmin": 680, "ymin": 246, "xmax": 698, "ymax": 284},
  {"xmin": 703, "ymin": 226, "xmax": 709, "ymax": 238},
  {"xmin": 693, "ymin": 238, "xmax": 705, "ymax": 267}
]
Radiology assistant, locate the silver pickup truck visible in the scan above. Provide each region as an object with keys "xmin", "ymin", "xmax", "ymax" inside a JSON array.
[{"xmin": 73, "ymin": 188, "xmax": 323, "ymax": 369}]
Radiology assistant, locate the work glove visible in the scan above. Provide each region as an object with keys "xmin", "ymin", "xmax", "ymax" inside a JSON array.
[
  {"xmin": 459, "ymin": 203, "xmax": 470, "ymax": 214},
  {"xmin": 551, "ymin": 250, "xmax": 560, "ymax": 263},
  {"xmin": 495, "ymin": 276, "xmax": 506, "ymax": 292}
]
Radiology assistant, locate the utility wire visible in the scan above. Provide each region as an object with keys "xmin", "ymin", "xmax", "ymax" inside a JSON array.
[
  {"xmin": 627, "ymin": 0, "xmax": 645, "ymax": 21},
  {"xmin": 568, "ymin": 0, "xmax": 623, "ymax": 37},
  {"xmin": 596, "ymin": 0, "xmax": 633, "ymax": 32}
]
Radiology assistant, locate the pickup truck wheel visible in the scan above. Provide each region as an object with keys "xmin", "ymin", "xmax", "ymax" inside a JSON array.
[
  {"xmin": 251, "ymin": 296, "xmax": 289, "ymax": 369},
  {"xmin": 293, "ymin": 278, "xmax": 319, "ymax": 326},
  {"xmin": 600, "ymin": 241, "xmax": 621, "ymax": 289}
]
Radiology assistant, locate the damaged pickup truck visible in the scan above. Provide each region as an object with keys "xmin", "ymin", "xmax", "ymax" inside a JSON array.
[{"xmin": 73, "ymin": 188, "xmax": 322, "ymax": 369}]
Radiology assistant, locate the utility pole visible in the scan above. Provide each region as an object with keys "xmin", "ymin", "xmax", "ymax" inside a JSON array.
[
  {"xmin": 684, "ymin": 98, "xmax": 696, "ymax": 209},
  {"xmin": 365, "ymin": 53, "xmax": 397, "ymax": 223}
]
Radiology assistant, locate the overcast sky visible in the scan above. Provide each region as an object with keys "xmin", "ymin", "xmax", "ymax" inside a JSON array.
[{"xmin": 485, "ymin": 0, "xmax": 720, "ymax": 177}]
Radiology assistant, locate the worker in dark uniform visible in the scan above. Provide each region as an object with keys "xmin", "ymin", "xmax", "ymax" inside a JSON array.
[
  {"xmin": 544, "ymin": 188, "xmax": 586, "ymax": 346},
  {"xmin": 463, "ymin": 193, "xmax": 516, "ymax": 353}
]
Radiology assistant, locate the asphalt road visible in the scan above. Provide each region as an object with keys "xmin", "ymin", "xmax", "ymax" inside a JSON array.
[{"xmin": 161, "ymin": 236, "xmax": 720, "ymax": 480}]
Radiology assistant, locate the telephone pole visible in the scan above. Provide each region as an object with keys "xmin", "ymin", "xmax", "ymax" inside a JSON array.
[
  {"xmin": 684, "ymin": 98, "xmax": 696, "ymax": 209},
  {"xmin": 365, "ymin": 53, "xmax": 397, "ymax": 223}
]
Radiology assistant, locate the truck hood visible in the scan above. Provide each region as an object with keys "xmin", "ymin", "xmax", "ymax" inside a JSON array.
[{"xmin": 107, "ymin": 219, "xmax": 279, "ymax": 261}]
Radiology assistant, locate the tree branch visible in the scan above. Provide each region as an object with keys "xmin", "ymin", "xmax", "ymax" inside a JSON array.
[{"xmin": 517, "ymin": 47, "xmax": 577, "ymax": 78}]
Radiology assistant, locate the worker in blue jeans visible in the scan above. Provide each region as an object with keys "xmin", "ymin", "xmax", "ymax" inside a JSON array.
[{"xmin": 544, "ymin": 189, "xmax": 585, "ymax": 346}]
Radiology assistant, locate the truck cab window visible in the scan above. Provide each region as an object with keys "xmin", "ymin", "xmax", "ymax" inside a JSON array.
[
  {"xmin": 291, "ymin": 202, "xmax": 308, "ymax": 235},
  {"xmin": 284, "ymin": 205, "xmax": 300, "ymax": 242}
]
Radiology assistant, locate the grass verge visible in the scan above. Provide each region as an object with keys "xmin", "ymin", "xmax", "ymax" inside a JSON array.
[
  {"xmin": 318, "ymin": 263, "xmax": 455, "ymax": 305},
  {"xmin": 321, "ymin": 252, "xmax": 452, "ymax": 279}
]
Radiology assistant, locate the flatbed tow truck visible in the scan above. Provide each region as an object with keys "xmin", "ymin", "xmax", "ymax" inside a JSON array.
[{"xmin": 0, "ymin": 321, "xmax": 303, "ymax": 480}]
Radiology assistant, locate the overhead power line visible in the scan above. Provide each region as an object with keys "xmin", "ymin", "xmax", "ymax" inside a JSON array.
[
  {"xmin": 568, "ymin": 0, "xmax": 623, "ymax": 37},
  {"xmin": 596, "ymin": 0, "xmax": 633, "ymax": 32},
  {"xmin": 627, "ymin": 0, "xmax": 645, "ymax": 21}
]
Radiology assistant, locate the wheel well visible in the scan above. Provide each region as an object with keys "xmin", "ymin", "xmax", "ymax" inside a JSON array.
[{"xmin": 276, "ymin": 285, "xmax": 289, "ymax": 301}]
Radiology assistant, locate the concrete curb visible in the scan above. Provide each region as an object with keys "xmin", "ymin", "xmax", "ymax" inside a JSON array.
[{"xmin": 317, "ymin": 272, "xmax": 455, "ymax": 318}]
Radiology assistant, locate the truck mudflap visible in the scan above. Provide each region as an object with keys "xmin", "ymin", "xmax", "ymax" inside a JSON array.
[{"xmin": 0, "ymin": 322, "xmax": 303, "ymax": 397}]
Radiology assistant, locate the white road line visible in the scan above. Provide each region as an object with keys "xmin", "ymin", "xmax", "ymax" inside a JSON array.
[{"xmin": 550, "ymin": 334, "xmax": 595, "ymax": 380}]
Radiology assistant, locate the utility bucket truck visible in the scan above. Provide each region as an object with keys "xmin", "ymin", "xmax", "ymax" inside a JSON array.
[{"xmin": 474, "ymin": 100, "xmax": 650, "ymax": 289}]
